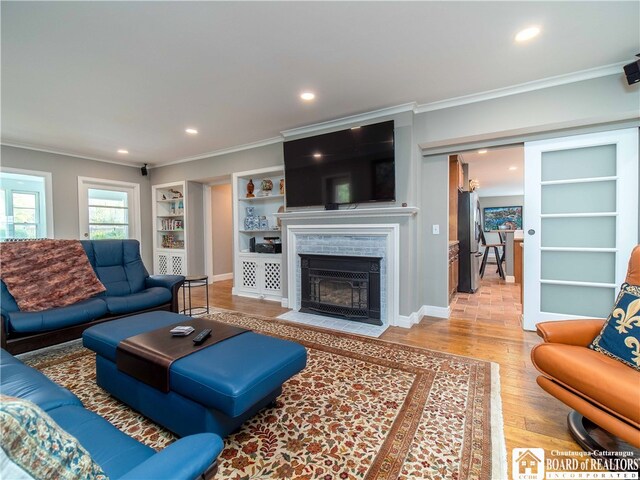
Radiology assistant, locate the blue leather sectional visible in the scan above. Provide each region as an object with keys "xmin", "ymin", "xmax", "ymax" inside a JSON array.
[
  {"xmin": 0, "ymin": 347, "xmax": 223, "ymax": 479},
  {"xmin": 1, "ymin": 239, "xmax": 184, "ymax": 354}
]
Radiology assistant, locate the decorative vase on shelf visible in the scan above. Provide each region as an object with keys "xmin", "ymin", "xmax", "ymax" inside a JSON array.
[
  {"xmin": 261, "ymin": 179, "xmax": 273, "ymax": 196},
  {"xmin": 279, "ymin": 178, "xmax": 285, "ymax": 195},
  {"xmin": 245, "ymin": 206, "xmax": 255, "ymax": 216},
  {"xmin": 246, "ymin": 179, "xmax": 255, "ymax": 198}
]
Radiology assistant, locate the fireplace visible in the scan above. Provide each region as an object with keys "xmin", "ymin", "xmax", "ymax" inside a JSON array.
[{"xmin": 299, "ymin": 254, "xmax": 382, "ymax": 325}]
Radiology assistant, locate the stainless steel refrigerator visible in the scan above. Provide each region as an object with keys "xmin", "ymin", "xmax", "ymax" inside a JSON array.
[{"xmin": 458, "ymin": 191, "xmax": 482, "ymax": 293}]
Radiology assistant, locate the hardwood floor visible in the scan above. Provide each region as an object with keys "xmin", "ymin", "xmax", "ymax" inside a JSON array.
[{"xmin": 184, "ymin": 272, "xmax": 589, "ymax": 476}]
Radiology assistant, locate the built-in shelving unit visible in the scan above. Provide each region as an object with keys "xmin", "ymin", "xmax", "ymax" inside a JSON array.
[
  {"xmin": 151, "ymin": 181, "xmax": 205, "ymax": 276},
  {"xmin": 232, "ymin": 166, "xmax": 285, "ymax": 302},
  {"xmin": 152, "ymin": 182, "xmax": 186, "ymax": 275}
]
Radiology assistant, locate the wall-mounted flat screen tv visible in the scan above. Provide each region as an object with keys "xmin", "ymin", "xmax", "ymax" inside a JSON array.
[
  {"xmin": 283, "ymin": 120, "xmax": 395, "ymax": 208},
  {"xmin": 483, "ymin": 206, "xmax": 523, "ymax": 231}
]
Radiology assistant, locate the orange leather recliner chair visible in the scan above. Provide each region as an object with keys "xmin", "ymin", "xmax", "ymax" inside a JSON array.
[{"xmin": 531, "ymin": 245, "xmax": 640, "ymax": 450}]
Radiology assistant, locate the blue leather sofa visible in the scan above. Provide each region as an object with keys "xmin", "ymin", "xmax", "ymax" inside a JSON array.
[
  {"xmin": 1, "ymin": 239, "xmax": 184, "ymax": 354},
  {"xmin": 0, "ymin": 348, "xmax": 223, "ymax": 479}
]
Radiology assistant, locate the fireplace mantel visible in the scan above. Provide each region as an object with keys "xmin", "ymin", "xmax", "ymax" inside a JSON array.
[{"xmin": 275, "ymin": 206, "xmax": 418, "ymax": 221}]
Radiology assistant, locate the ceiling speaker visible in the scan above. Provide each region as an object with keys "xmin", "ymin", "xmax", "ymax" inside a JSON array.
[{"xmin": 141, "ymin": 164, "xmax": 148, "ymax": 176}]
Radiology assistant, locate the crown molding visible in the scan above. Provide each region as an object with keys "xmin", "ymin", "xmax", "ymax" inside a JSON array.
[
  {"xmin": 0, "ymin": 141, "xmax": 144, "ymax": 168},
  {"xmin": 280, "ymin": 102, "xmax": 417, "ymax": 138},
  {"xmin": 414, "ymin": 62, "xmax": 627, "ymax": 113},
  {"xmin": 155, "ymin": 136, "xmax": 282, "ymax": 168}
]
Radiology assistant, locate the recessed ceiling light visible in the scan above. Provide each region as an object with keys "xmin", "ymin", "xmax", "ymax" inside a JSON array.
[
  {"xmin": 185, "ymin": 128, "xmax": 198, "ymax": 135},
  {"xmin": 515, "ymin": 26, "xmax": 541, "ymax": 43},
  {"xmin": 478, "ymin": 149, "xmax": 488, "ymax": 154},
  {"xmin": 117, "ymin": 149, "xmax": 129, "ymax": 154},
  {"xmin": 300, "ymin": 92, "xmax": 316, "ymax": 101},
  {"xmin": 509, "ymin": 166, "xmax": 518, "ymax": 171},
  {"xmin": 313, "ymin": 152, "xmax": 322, "ymax": 158},
  {"xmin": 351, "ymin": 126, "xmax": 361, "ymax": 130}
]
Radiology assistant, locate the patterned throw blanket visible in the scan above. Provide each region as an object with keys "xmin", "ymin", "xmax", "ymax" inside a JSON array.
[{"xmin": 0, "ymin": 239, "xmax": 106, "ymax": 312}]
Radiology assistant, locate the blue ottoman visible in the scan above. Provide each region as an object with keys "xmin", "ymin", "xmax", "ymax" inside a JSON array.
[{"xmin": 82, "ymin": 311, "xmax": 307, "ymax": 438}]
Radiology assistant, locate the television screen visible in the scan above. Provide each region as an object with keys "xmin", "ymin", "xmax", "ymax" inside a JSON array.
[
  {"xmin": 483, "ymin": 206, "xmax": 523, "ymax": 231},
  {"xmin": 283, "ymin": 120, "xmax": 395, "ymax": 207}
]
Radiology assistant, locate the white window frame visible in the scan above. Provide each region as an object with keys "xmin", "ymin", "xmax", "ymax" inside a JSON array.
[
  {"xmin": 78, "ymin": 177, "xmax": 141, "ymax": 243},
  {"xmin": 11, "ymin": 190, "xmax": 40, "ymax": 238},
  {"xmin": 0, "ymin": 166, "xmax": 54, "ymax": 238}
]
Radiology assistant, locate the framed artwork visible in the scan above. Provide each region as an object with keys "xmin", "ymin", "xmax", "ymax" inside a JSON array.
[{"xmin": 483, "ymin": 206, "xmax": 523, "ymax": 231}]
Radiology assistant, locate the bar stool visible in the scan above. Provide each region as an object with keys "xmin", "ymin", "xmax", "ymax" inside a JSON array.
[
  {"xmin": 181, "ymin": 275, "xmax": 210, "ymax": 316},
  {"xmin": 479, "ymin": 231, "xmax": 505, "ymax": 279},
  {"xmin": 497, "ymin": 231, "xmax": 507, "ymax": 270}
]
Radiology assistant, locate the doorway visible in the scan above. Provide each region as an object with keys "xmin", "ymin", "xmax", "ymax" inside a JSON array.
[
  {"xmin": 448, "ymin": 145, "xmax": 525, "ymax": 326},
  {"xmin": 207, "ymin": 182, "xmax": 234, "ymax": 283}
]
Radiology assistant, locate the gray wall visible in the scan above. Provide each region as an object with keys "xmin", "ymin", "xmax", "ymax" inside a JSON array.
[
  {"xmin": 210, "ymin": 183, "xmax": 233, "ymax": 276},
  {"xmin": 419, "ymin": 75, "xmax": 638, "ymax": 145},
  {"xmin": 186, "ymin": 181, "xmax": 205, "ymax": 276},
  {"xmin": 0, "ymin": 145, "xmax": 154, "ymax": 266},
  {"xmin": 419, "ymin": 152, "xmax": 449, "ymax": 309},
  {"xmin": 414, "ymin": 74, "xmax": 639, "ymax": 310},
  {"xmin": 150, "ymin": 143, "xmax": 284, "ymax": 186}
]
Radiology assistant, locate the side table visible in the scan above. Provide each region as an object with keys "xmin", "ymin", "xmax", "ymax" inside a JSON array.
[{"xmin": 181, "ymin": 275, "xmax": 210, "ymax": 316}]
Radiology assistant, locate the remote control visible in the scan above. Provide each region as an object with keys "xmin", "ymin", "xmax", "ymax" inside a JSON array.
[{"xmin": 192, "ymin": 328, "xmax": 212, "ymax": 345}]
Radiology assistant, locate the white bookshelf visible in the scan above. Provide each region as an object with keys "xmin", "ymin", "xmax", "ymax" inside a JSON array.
[{"xmin": 232, "ymin": 166, "xmax": 285, "ymax": 301}]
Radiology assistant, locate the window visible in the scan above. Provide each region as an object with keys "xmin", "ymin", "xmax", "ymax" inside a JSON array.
[
  {"xmin": 0, "ymin": 169, "xmax": 52, "ymax": 239},
  {"xmin": 78, "ymin": 177, "xmax": 140, "ymax": 242},
  {"xmin": 88, "ymin": 188, "xmax": 129, "ymax": 239},
  {"xmin": 12, "ymin": 192, "xmax": 39, "ymax": 238}
]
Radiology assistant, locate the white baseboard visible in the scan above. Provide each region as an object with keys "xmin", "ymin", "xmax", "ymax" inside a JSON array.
[
  {"xmin": 505, "ymin": 275, "xmax": 515, "ymax": 283},
  {"xmin": 395, "ymin": 312, "xmax": 419, "ymax": 328},
  {"xmin": 394, "ymin": 304, "xmax": 450, "ymax": 328},
  {"xmin": 281, "ymin": 298, "xmax": 289, "ymax": 308},
  {"xmin": 211, "ymin": 272, "xmax": 233, "ymax": 282},
  {"xmin": 421, "ymin": 304, "xmax": 451, "ymax": 319}
]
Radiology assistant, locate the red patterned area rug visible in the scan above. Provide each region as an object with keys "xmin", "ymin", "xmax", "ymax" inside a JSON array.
[{"xmin": 23, "ymin": 311, "xmax": 507, "ymax": 480}]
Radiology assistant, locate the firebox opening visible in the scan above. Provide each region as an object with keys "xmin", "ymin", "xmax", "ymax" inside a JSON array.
[{"xmin": 299, "ymin": 254, "xmax": 382, "ymax": 325}]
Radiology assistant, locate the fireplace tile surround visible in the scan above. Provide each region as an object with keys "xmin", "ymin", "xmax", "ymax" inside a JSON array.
[{"xmin": 280, "ymin": 224, "xmax": 401, "ymax": 333}]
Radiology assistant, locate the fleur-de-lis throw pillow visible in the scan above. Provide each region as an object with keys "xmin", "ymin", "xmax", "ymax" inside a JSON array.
[{"xmin": 590, "ymin": 283, "xmax": 640, "ymax": 371}]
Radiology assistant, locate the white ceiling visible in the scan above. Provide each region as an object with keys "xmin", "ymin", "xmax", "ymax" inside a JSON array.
[
  {"xmin": 2, "ymin": 1, "xmax": 638, "ymax": 166},
  {"xmin": 461, "ymin": 146, "xmax": 524, "ymax": 197}
]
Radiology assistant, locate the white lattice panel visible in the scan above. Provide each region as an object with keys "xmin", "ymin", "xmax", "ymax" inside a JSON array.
[
  {"xmin": 263, "ymin": 261, "xmax": 281, "ymax": 292},
  {"xmin": 242, "ymin": 261, "xmax": 257, "ymax": 288},
  {"xmin": 157, "ymin": 254, "xmax": 168, "ymax": 275},
  {"xmin": 171, "ymin": 255, "xmax": 185, "ymax": 275}
]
